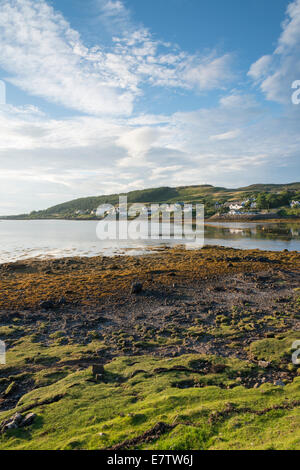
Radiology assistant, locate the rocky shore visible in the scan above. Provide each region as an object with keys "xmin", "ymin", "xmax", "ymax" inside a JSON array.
[{"xmin": 0, "ymin": 246, "xmax": 299, "ymax": 449}]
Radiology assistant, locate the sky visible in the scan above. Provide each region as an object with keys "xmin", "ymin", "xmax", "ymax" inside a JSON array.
[{"xmin": 0, "ymin": 0, "xmax": 299, "ymax": 214}]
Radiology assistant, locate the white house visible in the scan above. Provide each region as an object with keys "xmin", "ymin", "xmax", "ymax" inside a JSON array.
[
  {"xmin": 228, "ymin": 209, "xmax": 242, "ymax": 215},
  {"xmin": 96, "ymin": 204, "xmax": 114, "ymax": 217},
  {"xmin": 229, "ymin": 203, "xmax": 243, "ymax": 211},
  {"xmin": 290, "ymin": 200, "xmax": 300, "ymax": 208}
]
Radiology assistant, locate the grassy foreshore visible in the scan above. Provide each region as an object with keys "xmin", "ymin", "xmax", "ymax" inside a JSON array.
[{"xmin": 0, "ymin": 246, "xmax": 299, "ymax": 450}]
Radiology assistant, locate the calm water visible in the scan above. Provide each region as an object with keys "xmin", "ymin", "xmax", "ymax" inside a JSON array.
[{"xmin": 0, "ymin": 219, "xmax": 299, "ymax": 263}]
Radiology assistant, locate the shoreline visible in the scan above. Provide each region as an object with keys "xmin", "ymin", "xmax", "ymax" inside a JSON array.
[
  {"xmin": 1, "ymin": 242, "xmax": 299, "ymax": 266},
  {"xmin": 1, "ymin": 245, "xmax": 299, "ymax": 311},
  {"xmin": 0, "ymin": 246, "xmax": 299, "ymax": 449},
  {"xmin": 1, "ymin": 216, "xmax": 300, "ymax": 223}
]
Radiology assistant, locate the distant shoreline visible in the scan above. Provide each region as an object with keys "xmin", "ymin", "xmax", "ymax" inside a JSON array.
[
  {"xmin": 1, "ymin": 215, "xmax": 300, "ymax": 223},
  {"xmin": 1, "ymin": 182, "xmax": 300, "ymax": 222}
]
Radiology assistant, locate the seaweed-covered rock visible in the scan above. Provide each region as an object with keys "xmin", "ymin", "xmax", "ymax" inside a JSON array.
[
  {"xmin": 131, "ymin": 282, "xmax": 143, "ymax": 294},
  {"xmin": 39, "ymin": 300, "xmax": 55, "ymax": 310}
]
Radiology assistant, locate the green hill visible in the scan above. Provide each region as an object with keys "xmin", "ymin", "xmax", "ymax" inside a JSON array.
[{"xmin": 3, "ymin": 182, "xmax": 300, "ymax": 219}]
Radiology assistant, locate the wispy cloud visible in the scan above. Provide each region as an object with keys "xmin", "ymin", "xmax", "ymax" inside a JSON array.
[
  {"xmin": 0, "ymin": 0, "xmax": 135, "ymax": 115},
  {"xmin": 209, "ymin": 130, "xmax": 240, "ymax": 141},
  {"xmin": 248, "ymin": 0, "xmax": 300, "ymax": 103},
  {"xmin": 0, "ymin": 0, "xmax": 299, "ymax": 214},
  {"xmin": 0, "ymin": 0, "xmax": 235, "ymax": 117},
  {"xmin": 1, "ymin": 87, "xmax": 299, "ymax": 213}
]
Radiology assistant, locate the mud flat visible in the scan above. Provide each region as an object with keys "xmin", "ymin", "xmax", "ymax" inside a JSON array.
[{"xmin": 0, "ymin": 246, "xmax": 299, "ymax": 450}]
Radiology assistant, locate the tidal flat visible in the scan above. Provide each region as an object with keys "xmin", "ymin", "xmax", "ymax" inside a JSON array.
[{"xmin": 0, "ymin": 246, "xmax": 299, "ymax": 450}]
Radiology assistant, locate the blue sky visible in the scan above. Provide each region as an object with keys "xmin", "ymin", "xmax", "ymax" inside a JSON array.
[{"xmin": 0, "ymin": 0, "xmax": 299, "ymax": 214}]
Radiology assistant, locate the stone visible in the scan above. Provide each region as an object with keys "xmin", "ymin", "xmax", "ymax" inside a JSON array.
[
  {"xmin": 40, "ymin": 300, "xmax": 55, "ymax": 310},
  {"xmin": 131, "ymin": 282, "xmax": 143, "ymax": 294},
  {"xmin": 4, "ymin": 422, "xmax": 18, "ymax": 431},
  {"xmin": 1, "ymin": 413, "xmax": 23, "ymax": 433},
  {"xmin": 212, "ymin": 364, "xmax": 227, "ymax": 373},
  {"xmin": 12, "ymin": 413, "xmax": 23, "ymax": 425},
  {"xmin": 22, "ymin": 413, "xmax": 36, "ymax": 427},
  {"xmin": 58, "ymin": 296, "xmax": 67, "ymax": 306},
  {"xmin": 274, "ymin": 379, "xmax": 285, "ymax": 387},
  {"xmin": 258, "ymin": 361, "xmax": 271, "ymax": 368},
  {"xmin": 92, "ymin": 364, "xmax": 105, "ymax": 377}
]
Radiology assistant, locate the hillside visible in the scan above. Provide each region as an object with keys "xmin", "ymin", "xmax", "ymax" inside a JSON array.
[{"xmin": 2, "ymin": 182, "xmax": 300, "ymax": 219}]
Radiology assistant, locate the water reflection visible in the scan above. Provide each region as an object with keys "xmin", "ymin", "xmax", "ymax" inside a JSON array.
[
  {"xmin": 0, "ymin": 219, "xmax": 299, "ymax": 263},
  {"xmin": 205, "ymin": 222, "xmax": 300, "ymax": 242}
]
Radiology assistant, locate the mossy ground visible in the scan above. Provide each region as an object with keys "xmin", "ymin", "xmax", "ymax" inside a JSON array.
[
  {"xmin": 0, "ymin": 247, "xmax": 299, "ymax": 450},
  {"xmin": 0, "ymin": 349, "xmax": 300, "ymax": 450}
]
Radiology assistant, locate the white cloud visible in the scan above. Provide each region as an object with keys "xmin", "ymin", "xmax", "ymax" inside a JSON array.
[
  {"xmin": 1, "ymin": 88, "xmax": 300, "ymax": 214},
  {"xmin": 0, "ymin": 0, "xmax": 135, "ymax": 115},
  {"xmin": 0, "ymin": 0, "xmax": 299, "ymax": 215},
  {"xmin": 117, "ymin": 127, "xmax": 160, "ymax": 161},
  {"xmin": 219, "ymin": 92, "xmax": 259, "ymax": 109},
  {"xmin": 276, "ymin": 0, "xmax": 300, "ymax": 52},
  {"xmin": 248, "ymin": 0, "xmax": 300, "ymax": 103},
  {"xmin": 248, "ymin": 55, "xmax": 272, "ymax": 81},
  {"xmin": 182, "ymin": 54, "xmax": 233, "ymax": 91},
  {"xmin": 209, "ymin": 130, "xmax": 240, "ymax": 141},
  {"xmin": 0, "ymin": 0, "xmax": 235, "ymax": 119}
]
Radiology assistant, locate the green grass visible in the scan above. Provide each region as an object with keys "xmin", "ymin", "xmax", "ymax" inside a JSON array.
[
  {"xmin": 1, "ymin": 348, "xmax": 300, "ymax": 450},
  {"xmin": 250, "ymin": 332, "xmax": 300, "ymax": 364}
]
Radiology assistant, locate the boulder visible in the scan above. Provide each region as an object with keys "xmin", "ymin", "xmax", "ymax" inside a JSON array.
[
  {"xmin": 22, "ymin": 413, "xmax": 36, "ymax": 427},
  {"xmin": 258, "ymin": 361, "xmax": 271, "ymax": 369},
  {"xmin": 274, "ymin": 379, "xmax": 285, "ymax": 387},
  {"xmin": 58, "ymin": 296, "xmax": 67, "ymax": 306},
  {"xmin": 0, "ymin": 412, "xmax": 33, "ymax": 433},
  {"xmin": 92, "ymin": 364, "xmax": 105, "ymax": 378},
  {"xmin": 12, "ymin": 413, "xmax": 23, "ymax": 425},
  {"xmin": 39, "ymin": 300, "xmax": 55, "ymax": 310},
  {"xmin": 131, "ymin": 282, "xmax": 143, "ymax": 294}
]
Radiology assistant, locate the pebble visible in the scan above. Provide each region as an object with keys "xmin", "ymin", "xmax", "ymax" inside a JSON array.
[{"xmin": 131, "ymin": 282, "xmax": 143, "ymax": 294}]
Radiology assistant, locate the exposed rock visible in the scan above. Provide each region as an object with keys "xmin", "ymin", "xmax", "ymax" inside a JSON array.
[
  {"xmin": 0, "ymin": 412, "xmax": 36, "ymax": 433},
  {"xmin": 92, "ymin": 364, "xmax": 105, "ymax": 378},
  {"xmin": 22, "ymin": 412, "xmax": 36, "ymax": 427},
  {"xmin": 131, "ymin": 282, "xmax": 143, "ymax": 294},
  {"xmin": 14, "ymin": 412, "xmax": 23, "ymax": 423},
  {"xmin": 258, "ymin": 361, "xmax": 271, "ymax": 369},
  {"xmin": 2, "ymin": 422, "xmax": 17, "ymax": 432},
  {"xmin": 274, "ymin": 379, "xmax": 285, "ymax": 387},
  {"xmin": 39, "ymin": 300, "xmax": 55, "ymax": 310},
  {"xmin": 211, "ymin": 364, "xmax": 227, "ymax": 373},
  {"xmin": 58, "ymin": 296, "xmax": 67, "ymax": 306}
]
